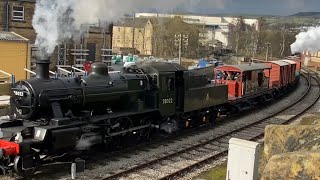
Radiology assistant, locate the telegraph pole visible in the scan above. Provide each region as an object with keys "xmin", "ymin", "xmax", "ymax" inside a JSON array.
[
  {"xmin": 132, "ymin": 13, "xmax": 135, "ymax": 54},
  {"xmin": 175, "ymin": 34, "xmax": 182, "ymax": 65},
  {"xmin": 270, "ymin": 45, "xmax": 273, "ymax": 60},
  {"xmin": 175, "ymin": 33, "xmax": 189, "ymax": 65},
  {"xmin": 265, "ymin": 42, "xmax": 271, "ymax": 61},
  {"xmin": 178, "ymin": 35, "xmax": 182, "ymax": 65}
]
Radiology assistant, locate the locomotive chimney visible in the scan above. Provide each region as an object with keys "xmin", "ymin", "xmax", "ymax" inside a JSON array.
[{"xmin": 36, "ymin": 58, "xmax": 50, "ymax": 80}]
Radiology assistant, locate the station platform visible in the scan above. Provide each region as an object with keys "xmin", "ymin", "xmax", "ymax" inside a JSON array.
[{"xmin": 0, "ymin": 96, "xmax": 10, "ymax": 108}]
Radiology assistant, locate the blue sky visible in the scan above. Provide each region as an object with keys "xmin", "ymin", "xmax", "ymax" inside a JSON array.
[
  {"xmin": 221, "ymin": 0, "xmax": 319, "ymax": 15},
  {"xmin": 172, "ymin": 0, "xmax": 320, "ymax": 16}
]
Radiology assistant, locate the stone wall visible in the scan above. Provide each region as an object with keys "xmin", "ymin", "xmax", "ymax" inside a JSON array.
[
  {"xmin": 261, "ymin": 124, "xmax": 320, "ymax": 179},
  {"xmin": 261, "ymin": 152, "xmax": 320, "ymax": 180},
  {"xmin": 263, "ymin": 125, "xmax": 320, "ymax": 161}
]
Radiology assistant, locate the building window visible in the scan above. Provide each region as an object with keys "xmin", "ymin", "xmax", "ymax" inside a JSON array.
[
  {"xmin": 12, "ymin": 6, "xmax": 24, "ymax": 21},
  {"xmin": 118, "ymin": 28, "xmax": 121, "ymax": 32}
]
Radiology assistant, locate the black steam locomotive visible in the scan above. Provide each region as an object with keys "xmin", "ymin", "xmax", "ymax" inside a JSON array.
[{"xmin": 0, "ymin": 59, "xmax": 228, "ymax": 176}]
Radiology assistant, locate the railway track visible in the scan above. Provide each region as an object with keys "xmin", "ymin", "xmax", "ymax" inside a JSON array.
[
  {"xmin": 101, "ymin": 72, "xmax": 320, "ymax": 180},
  {"xmin": 0, "ymin": 72, "xmax": 312, "ymax": 180}
]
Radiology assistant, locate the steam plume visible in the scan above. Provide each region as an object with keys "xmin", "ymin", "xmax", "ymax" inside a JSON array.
[
  {"xmin": 32, "ymin": 0, "xmax": 226, "ymax": 56},
  {"xmin": 291, "ymin": 27, "xmax": 320, "ymax": 53}
]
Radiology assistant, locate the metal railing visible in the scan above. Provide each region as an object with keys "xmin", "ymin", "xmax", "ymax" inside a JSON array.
[
  {"xmin": 56, "ymin": 65, "xmax": 88, "ymax": 77},
  {"xmin": 24, "ymin": 68, "xmax": 56, "ymax": 77}
]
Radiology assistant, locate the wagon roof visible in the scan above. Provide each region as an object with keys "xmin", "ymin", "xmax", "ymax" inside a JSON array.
[
  {"xmin": 280, "ymin": 60, "xmax": 297, "ymax": 65},
  {"xmin": 216, "ymin": 63, "xmax": 271, "ymax": 72},
  {"xmin": 269, "ymin": 60, "xmax": 290, "ymax": 66}
]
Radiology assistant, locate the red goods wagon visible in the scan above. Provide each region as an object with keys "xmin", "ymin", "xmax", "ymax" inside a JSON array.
[
  {"xmin": 285, "ymin": 57, "xmax": 302, "ymax": 78},
  {"xmin": 280, "ymin": 60, "xmax": 296, "ymax": 84},
  {"xmin": 215, "ymin": 64, "xmax": 271, "ymax": 100},
  {"xmin": 264, "ymin": 61, "xmax": 290, "ymax": 89}
]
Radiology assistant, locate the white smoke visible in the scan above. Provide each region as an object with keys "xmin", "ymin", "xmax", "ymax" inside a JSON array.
[
  {"xmin": 291, "ymin": 26, "xmax": 320, "ymax": 53},
  {"xmin": 32, "ymin": 0, "xmax": 227, "ymax": 56}
]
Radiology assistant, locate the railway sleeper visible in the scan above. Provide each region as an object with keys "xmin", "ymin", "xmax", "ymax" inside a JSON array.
[{"xmin": 210, "ymin": 141, "xmax": 229, "ymax": 149}]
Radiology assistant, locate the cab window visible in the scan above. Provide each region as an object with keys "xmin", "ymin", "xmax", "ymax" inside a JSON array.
[
  {"xmin": 167, "ymin": 77, "xmax": 175, "ymax": 91},
  {"xmin": 153, "ymin": 74, "xmax": 158, "ymax": 85}
]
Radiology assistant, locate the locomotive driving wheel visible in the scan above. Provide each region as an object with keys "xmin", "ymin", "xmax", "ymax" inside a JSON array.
[
  {"xmin": 178, "ymin": 114, "xmax": 191, "ymax": 129},
  {"xmin": 138, "ymin": 117, "xmax": 152, "ymax": 142},
  {"xmin": 208, "ymin": 111, "xmax": 217, "ymax": 127},
  {"xmin": 105, "ymin": 117, "xmax": 133, "ymax": 151},
  {"xmin": 13, "ymin": 150, "xmax": 40, "ymax": 177}
]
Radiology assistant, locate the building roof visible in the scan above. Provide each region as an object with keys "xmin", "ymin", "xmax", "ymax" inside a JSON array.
[
  {"xmin": 114, "ymin": 17, "xmax": 174, "ymax": 29},
  {"xmin": 217, "ymin": 63, "xmax": 271, "ymax": 72},
  {"xmin": 269, "ymin": 60, "xmax": 290, "ymax": 66},
  {"xmin": 114, "ymin": 18, "xmax": 151, "ymax": 28},
  {"xmin": 0, "ymin": 32, "xmax": 29, "ymax": 42}
]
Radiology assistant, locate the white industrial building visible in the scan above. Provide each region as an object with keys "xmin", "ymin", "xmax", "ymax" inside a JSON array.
[{"xmin": 135, "ymin": 13, "xmax": 259, "ymax": 49}]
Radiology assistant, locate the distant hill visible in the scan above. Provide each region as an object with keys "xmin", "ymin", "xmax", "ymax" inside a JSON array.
[{"xmin": 290, "ymin": 12, "xmax": 320, "ymax": 17}]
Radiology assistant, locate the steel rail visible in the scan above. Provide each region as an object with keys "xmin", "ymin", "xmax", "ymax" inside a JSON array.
[
  {"xmin": 160, "ymin": 72, "xmax": 320, "ymax": 180},
  {"xmin": 102, "ymin": 72, "xmax": 316, "ymax": 180}
]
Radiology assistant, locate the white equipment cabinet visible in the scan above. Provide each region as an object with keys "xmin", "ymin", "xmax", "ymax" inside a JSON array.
[{"xmin": 226, "ymin": 138, "xmax": 261, "ymax": 180}]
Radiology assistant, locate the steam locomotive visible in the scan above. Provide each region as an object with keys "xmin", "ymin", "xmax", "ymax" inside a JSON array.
[
  {"xmin": 0, "ymin": 59, "xmax": 228, "ymax": 176},
  {"xmin": 0, "ymin": 55, "xmax": 300, "ymax": 176}
]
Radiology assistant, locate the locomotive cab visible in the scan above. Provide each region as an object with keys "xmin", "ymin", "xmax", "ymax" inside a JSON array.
[
  {"xmin": 137, "ymin": 61, "xmax": 228, "ymax": 129},
  {"xmin": 136, "ymin": 61, "xmax": 186, "ymax": 116}
]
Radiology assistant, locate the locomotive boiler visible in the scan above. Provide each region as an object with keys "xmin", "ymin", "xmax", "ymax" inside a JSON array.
[{"xmin": 12, "ymin": 60, "xmax": 148, "ymax": 120}]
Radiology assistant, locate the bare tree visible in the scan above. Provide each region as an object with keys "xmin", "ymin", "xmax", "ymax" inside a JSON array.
[
  {"xmin": 228, "ymin": 16, "xmax": 250, "ymax": 55},
  {"xmin": 152, "ymin": 16, "xmax": 199, "ymax": 58},
  {"xmin": 280, "ymin": 25, "xmax": 289, "ymax": 57}
]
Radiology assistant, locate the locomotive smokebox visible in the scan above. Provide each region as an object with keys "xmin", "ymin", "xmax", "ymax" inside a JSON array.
[{"xmin": 36, "ymin": 59, "xmax": 50, "ymax": 80}]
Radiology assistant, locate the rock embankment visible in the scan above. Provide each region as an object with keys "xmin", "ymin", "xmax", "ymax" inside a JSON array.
[
  {"xmin": 261, "ymin": 122, "xmax": 320, "ymax": 179},
  {"xmin": 263, "ymin": 125, "xmax": 320, "ymax": 161},
  {"xmin": 261, "ymin": 152, "xmax": 320, "ymax": 180}
]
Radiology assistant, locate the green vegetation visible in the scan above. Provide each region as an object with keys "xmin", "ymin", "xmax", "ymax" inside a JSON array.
[
  {"xmin": 194, "ymin": 163, "xmax": 227, "ymax": 180},
  {"xmin": 266, "ymin": 17, "xmax": 320, "ymax": 27}
]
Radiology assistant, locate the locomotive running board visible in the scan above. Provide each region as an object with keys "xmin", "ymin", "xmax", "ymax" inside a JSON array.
[{"xmin": 90, "ymin": 109, "xmax": 157, "ymax": 123}]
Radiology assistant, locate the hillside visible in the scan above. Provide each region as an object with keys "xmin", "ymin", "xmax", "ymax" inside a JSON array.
[{"xmin": 290, "ymin": 12, "xmax": 320, "ymax": 17}]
